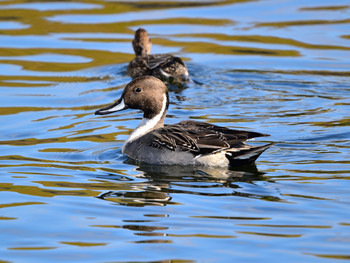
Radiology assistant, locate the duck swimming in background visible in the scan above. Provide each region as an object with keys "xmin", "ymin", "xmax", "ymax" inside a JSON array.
[
  {"xmin": 95, "ymin": 76, "xmax": 272, "ymax": 167},
  {"xmin": 126, "ymin": 28, "xmax": 190, "ymax": 84}
]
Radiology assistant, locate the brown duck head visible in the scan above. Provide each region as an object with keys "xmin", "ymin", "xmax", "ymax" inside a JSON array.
[{"xmin": 132, "ymin": 28, "xmax": 152, "ymax": 56}]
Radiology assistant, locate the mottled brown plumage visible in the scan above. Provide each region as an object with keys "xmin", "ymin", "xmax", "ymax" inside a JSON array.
[
  {"xmin": 126, "ymin": 28, "xmax": 190, "ymax": 84},
  {"xmin": 132, "ymin": 28, "xmax": 152, "ymax": 56}
]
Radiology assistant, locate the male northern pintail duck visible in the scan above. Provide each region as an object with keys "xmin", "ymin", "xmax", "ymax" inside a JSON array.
[
  {"xmin": 126, "ymin": 28, "xmax": 190, "ymax": 84},
  {"xmin": 95, "ymin": 76, "xmax": 272, "ymax": 167}
]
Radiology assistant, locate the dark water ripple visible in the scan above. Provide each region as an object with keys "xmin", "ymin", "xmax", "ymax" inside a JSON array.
[{"xmin": 0, "ymin": 0, "xmax": 350, "ymax": 262}]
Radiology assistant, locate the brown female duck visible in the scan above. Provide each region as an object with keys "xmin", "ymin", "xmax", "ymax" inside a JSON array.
[{"xmin": 126, "ymin": 28, "xmax": 190, "ymax": 84}]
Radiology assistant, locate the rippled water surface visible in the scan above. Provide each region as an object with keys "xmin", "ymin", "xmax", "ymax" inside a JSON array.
[{"xmin": 1, "ymin": 0, "xmax": 350, "ymax": 262}]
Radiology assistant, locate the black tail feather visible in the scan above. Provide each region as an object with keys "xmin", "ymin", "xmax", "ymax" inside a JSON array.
[{"xmin": 225, "ymin": 143, "xmax": 273, "ymax": 167}]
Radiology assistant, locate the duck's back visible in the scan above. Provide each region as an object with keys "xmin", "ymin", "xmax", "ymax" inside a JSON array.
[
  {"xmin": 126, "ymin": 54, "xmax": 188, "ymax": 82},
  {"xmin": 122, "ymin": 121, "xmax": 271, "ymax": 166}
]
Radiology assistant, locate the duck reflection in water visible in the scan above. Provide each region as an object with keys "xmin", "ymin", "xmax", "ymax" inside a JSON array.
[
  {"xmin": 97, "ymin": 162, "xmax": 280, "ymax": 207},
  {"xmin": 126, "ymin": 28, "xmax": 191, "ymax": 85}
]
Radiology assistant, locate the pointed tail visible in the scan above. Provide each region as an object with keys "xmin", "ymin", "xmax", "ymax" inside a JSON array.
[{"xmin": 225, "ymin": 143, "xmax": 273, "ymax": 167}]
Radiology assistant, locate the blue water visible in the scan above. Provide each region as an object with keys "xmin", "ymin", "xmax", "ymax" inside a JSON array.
[{"xmin": 0, "ymin": 0, "xmax": 349, "ymax": 262}]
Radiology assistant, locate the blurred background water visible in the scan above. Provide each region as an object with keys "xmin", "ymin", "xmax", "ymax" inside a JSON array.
[{"xmin": 0, "ymin": 0, "xmax": 350, "ymax": 262}]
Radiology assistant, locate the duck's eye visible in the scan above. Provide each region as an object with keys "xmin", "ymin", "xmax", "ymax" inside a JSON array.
[{"xmin": 135, "ymin": 87, "xmax": 142, "ymax": 93}]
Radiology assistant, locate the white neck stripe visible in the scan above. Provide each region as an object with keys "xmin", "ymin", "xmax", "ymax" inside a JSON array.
[{"xmin": 122, "ymin": 93, "xmax": 167, "ymax": 152}]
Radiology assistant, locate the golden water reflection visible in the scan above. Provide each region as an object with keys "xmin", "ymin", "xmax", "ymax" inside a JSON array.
[{"xmin": 0, "ymin": 0, "xmax": 349, "ymax": 262}]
